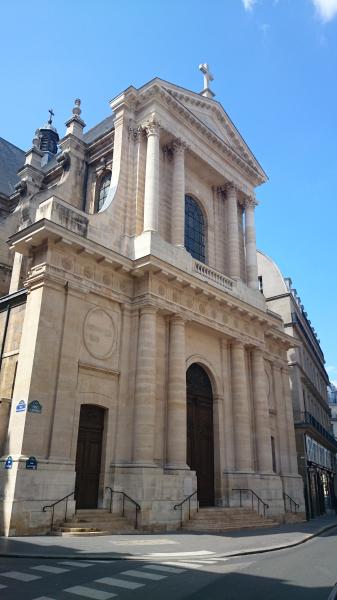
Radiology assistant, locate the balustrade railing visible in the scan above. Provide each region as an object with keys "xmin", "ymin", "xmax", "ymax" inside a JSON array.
[{"xmin": 193, "ymin": 260, "xmax": 234, "ymax": 292}]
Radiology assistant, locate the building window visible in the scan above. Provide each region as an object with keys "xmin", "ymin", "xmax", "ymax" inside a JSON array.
[
  {"xmin": 95, "ymin": 170, "xmax": 111, "ymax": 212},
  {"xmin": 258, "ymin": 275, "xmax": 264, "ymax": 294},
  {"xmin": 184, "ymin": 195, "xmax": 205, "ymax": 263},
  {"xmin": 271, "ymin": 436, "xmax": 276, "ymax": 473}
]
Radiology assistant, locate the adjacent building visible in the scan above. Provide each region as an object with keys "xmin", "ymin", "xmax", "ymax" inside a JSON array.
[
  {"xmin": 328, "ymin": 384, "xmax": 337, "ymax": 438},
  {"xmin": 0, "ymin": 72, "xmax": 305, "ymax": 535},
  {"xmin": 258, "ymin": 251, "xmax": 336, "ymax": 518}
]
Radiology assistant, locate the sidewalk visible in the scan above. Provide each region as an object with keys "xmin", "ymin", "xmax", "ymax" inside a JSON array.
[{"xmin": 1, "ymin": 514, "xmax": 336, "ymax": 560}]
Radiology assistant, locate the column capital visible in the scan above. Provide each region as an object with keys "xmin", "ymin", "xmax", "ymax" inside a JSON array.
[
  {"xmin": 224, "ymin": 181, "xmax": 237, "ymax": 196},
  {"xmin": 171, "ymin": 137, "xmax": 187, "ymax": 154},
  {"xmin": 244, "ymin": 195, "xmax": 258, "ymax": 209},
  {"xmin": 139, "ymin": 305, "xmax": 157, "ymax": 317},
  {"xmin": 231, "ymin": 339, "xmax": 246, "ymax": 350},
  {"xmin": 169, "ymin": 314, "xmax": 186, "ymax": 326},
  {"xmin": 143, "ymin": 113, "xmax": 161, "ymax": 137}
]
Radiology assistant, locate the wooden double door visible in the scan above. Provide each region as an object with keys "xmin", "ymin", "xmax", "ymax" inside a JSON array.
[
  {"xmin": 75, "ymin": 405, "xmax": 105, "ymax": 509},
  {"xmin": 186, "ymin": 364, "xmax": 215, "ymax": 507}
]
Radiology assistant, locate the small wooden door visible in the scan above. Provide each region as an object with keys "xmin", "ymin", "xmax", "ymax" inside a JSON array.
[
  {"xmin": 187, "ymin": 364, "xmax": 214, "ymax": 506},
  {"xmin": 75, "ymin": 405, "xmax": 105, "ymax": 509}
]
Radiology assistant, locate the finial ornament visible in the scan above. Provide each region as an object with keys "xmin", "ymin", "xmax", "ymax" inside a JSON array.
[
  {"xmin": 32, "ymin": 129, "xmax": 40, "ymax": 148},
  {"xmin": 48, "ymin": 108, "xmax": 54, "ymax": 124},
  {"xmin": 199, "ymin": 63, "xmax": 215, "ymax": 98},
  {"xmin": 72, "ymin": 98, "xmax": 82, "ymax": 117}
]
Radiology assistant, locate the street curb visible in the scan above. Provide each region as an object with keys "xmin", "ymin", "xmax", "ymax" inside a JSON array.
[
  {"xmin": 216, "ymin": 521, "xmax": 337, "ymax": 558},
  {"xmin": 0, "ymin": 521, "xmax": 337, "ymax": 561}
]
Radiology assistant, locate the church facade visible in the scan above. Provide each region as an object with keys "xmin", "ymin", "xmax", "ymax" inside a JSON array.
[{"xmin": 0, "ymin": 73, "xmax": 305, "ymax": 535}]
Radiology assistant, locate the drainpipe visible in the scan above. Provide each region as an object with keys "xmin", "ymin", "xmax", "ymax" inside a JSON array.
[{"xmin": 0, "ymin": 306, "xmax": 10, "ymax": 372}]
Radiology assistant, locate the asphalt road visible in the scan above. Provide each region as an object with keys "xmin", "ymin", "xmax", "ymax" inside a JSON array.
[{"xmin": 0, "ymin": 528, "xmax": 336, "ymax": 599}]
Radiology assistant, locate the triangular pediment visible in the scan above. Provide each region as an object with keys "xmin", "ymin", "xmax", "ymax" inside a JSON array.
[{"xmin": 135, "ymin": 78, "xmax": 267, "ymax": 182}]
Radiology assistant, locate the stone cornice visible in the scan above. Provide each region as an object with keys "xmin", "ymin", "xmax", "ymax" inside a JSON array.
[{"xmin": 134, "ymin": 83, "xmax": 266, "ymax": 187}]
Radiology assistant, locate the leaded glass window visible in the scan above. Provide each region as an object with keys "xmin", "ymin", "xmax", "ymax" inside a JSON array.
[
  {"xmin": 96, "ymin": 171, "xmax": 111, "ymax": 212},
  {"xmin": 184, "ymin": 195, "xmax": 206, "ymax": 263}
]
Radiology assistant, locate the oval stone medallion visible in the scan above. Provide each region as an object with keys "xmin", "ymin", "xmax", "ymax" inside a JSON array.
[{"xmin": 84, "ymin": 308, "xmax": 116, "ymax": 359}]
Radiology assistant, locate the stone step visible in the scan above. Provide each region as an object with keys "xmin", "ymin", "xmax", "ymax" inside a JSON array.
[{"xmin": 182, "ymin": 522, "xmax": 279, "ymax": 532}]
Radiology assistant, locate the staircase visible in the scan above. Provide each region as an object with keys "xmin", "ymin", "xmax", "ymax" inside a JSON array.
[
  {"xmin": 181, "ymin": 507, "xmax": 279, "ymax": 532},
  {"xmin": 55, "ymin": 509, "xmax": 137, "ymax": 536}
]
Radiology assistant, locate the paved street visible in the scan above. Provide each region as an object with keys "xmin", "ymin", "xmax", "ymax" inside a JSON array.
[{"xmin": 0, "ymin": 526, "xmax": 336, "ymax": 599}]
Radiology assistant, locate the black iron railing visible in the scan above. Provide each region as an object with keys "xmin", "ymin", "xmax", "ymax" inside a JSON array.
[
  {"xmin": 105, "ymin": 487, "xmax": 141, "ymax": 529},
  {"xmin": 174, "ymin": 491, "xmax": 198, "ymax": 527},
  {"xmin": 298, "ymin": 411, "xmax": 337, "ymax": 449},
  {"xmin": 232, "ymin": 488, "xmax": 269, "ymax": 518},
  {"xmin": 42, "ymin": 490, "xmax": 75, "ymax": 533},
  {"xmin": 283, "ymin": 492, "xmax": 299, "ymax": 513}
]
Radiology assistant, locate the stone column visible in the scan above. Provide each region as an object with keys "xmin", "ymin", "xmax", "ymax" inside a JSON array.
[
  {"xmin": 222, "ymin": 338, "xmax": 235, "ymax": 470},
  {"xmin": 143, "ymin": 115, "xmax": 160, "ymax": 232},
  {"xmin": 166, "ymin": 316, "xmax": 187, "ymax": 469},
  {"xmin": 171, "ymin": 139, "xmax": 186, "ymax": 246},
  {"xmin": 251, "ymin": 349, "xmax": 273, "ymax": 473},
  {"xmin": 226, "ymin": 184, "xmax": 241, "ymax": 279},
  {"xmin": 273, "ymin": 363, "xmax": 290, "ymax": 474},
  {"xmin": 245, "ymin": 197, "xmax": 259, "ymax": 290},
  {"xmin": 282, "ymin": 367, "xmax": 298, "ymax": 474},
  {"xmin": 133, "ymin": 306, "xmax": 157, "ymax": 465},
  {"xmin": 231, "ymin": 341, "xmax": 253, "ymax": 471}
]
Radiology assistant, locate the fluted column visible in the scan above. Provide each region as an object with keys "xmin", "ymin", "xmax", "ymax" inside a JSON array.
[
  {"xmin": 273, "ymin": 363, "xmax": 290, "ymax": 474},
  {"xmin": 166, "ymin": 316, "xmax": 187, "ymax": 468},
  {"xmin": 231, "ymin": 341, "xmax": 253, "ymax": 471},
  {"xmin": 245, "ymin": 197, "xmax": 259, "ymax": 290},
  {"xmin": 143, "ymin": 115, "xmax": 160, "ymax": 232},
  {"xmin": 227, "ymin": 184, "xmax": 241, "ymax": 279},
  {"xmin": 252, "ymin": 349, "xmax": 273, "ymax": 473},
  {"xmin": 282, "ymin": 367, "xmax": 298, "ymax": 474},
  {"xmin": 133, "ymin": 306, "xmax": 157, "ymax": 465}
]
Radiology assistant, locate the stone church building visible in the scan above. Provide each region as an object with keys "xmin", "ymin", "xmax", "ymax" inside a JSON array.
[{"xmin": 0, "ymin": 70, "xmax": 305, "ymax": 535}]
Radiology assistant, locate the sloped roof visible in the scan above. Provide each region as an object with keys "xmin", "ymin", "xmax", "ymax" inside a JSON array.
[{"xmin": 0, "ymin": 137, "xmax": 25, "ymax": 197}]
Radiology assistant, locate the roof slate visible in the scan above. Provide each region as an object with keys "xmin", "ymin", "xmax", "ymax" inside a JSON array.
[{"xmin": 0, "ymin": 137, "xmax": 25, "ymax": 197}]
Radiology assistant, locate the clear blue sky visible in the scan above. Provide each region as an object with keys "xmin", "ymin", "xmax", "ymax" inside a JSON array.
[{"xmin": 1, "ymin": 0, "xmax": 336, "ymax": 382}]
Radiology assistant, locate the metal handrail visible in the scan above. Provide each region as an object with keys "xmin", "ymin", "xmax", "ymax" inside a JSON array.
[
  {"xmin": 43, "ymin": 490, "xmax": 75, "ymax": 533},
  {"xmin": 232, "ymin": 488, "xmax": 269, "ymax": 518},
  {"xmin": 105, "ymin": 487, "xmax": 141, "ymax": 529},
  {"xmin": 174, "ymin": 491, "xmax": 198, "ymax": 527},
  {"xmin": 283, "ymin": 492, "xmax": 299, "ymax": 513}
]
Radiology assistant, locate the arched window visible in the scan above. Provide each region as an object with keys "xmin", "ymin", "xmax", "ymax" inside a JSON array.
[
  {"xmin": 184, "ymin": 195, "xmax": 205, "ymax": 263},
  {"xmin": 95, "ymin": 170, "xmax": 111, "ymax": 212}
]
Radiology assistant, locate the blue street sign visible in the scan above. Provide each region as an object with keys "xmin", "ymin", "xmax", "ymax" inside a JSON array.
[
  {"xmin": 5, "ymin": 456, "xmax": 13, "ymax": 469},
  {"xmin": 16, "ymin": 400, "xmax": 26, "ymax": 413},
  {"xmin": 28, "ymin": 401, "xmax": 42, "ymax": 414},
  {"xmin": 25, "ymin": 456, "xmax": 38, "ymax": 470}
]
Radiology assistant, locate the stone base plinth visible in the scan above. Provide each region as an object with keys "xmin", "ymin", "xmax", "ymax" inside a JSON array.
[
  {"xmin": 0, "ymin": 459, "xmax": 76, "ymax": 536},
  {"xmin": 109, "ymin": 464, "xmax": 197, "ymax": 529},
  {"xmin": 222, "ymin": 471, "xmax": 286, "ymax": 517}
]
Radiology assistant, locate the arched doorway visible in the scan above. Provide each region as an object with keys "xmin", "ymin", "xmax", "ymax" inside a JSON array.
[
  {"xmin": 186, "ymin": 364, "xmax": 214, "ymax": 506},
  {"xmin": 75, "ymin": 404, "xmax": 105, "ymax": 509}
]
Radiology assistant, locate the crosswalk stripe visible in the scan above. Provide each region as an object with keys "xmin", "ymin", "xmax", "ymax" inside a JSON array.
[
  {"xmin": 64, "ymin": 586, "xmax": 116, "ymax": 599},
  {"xmin": 59, "ymin": 561, "xmax": 94, "ymax": 568},
  {"xmin": 121, "ymin": 569, "xmax": 167, "ymax": 581},
  {"xmin": 95, "ymin": 577, "xmax": 144, "ymax": 589},
  {"xmin": 142, "ymin": 564, "xmax": 185, "ymax": 574},
  {"xmin": 0, "ymin": 571, "xmax": 42, "ymax": 582},
  {"xmin": 162, "ymin": 561, "xmax": 203, "ymax": 569},
  {"xmin": 31, "ymin": 565, "xmax": 69, "ymax": 574},
  {"xmin": 148, "ymin": 550, "xmax": 214, "ymax": 557}
]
